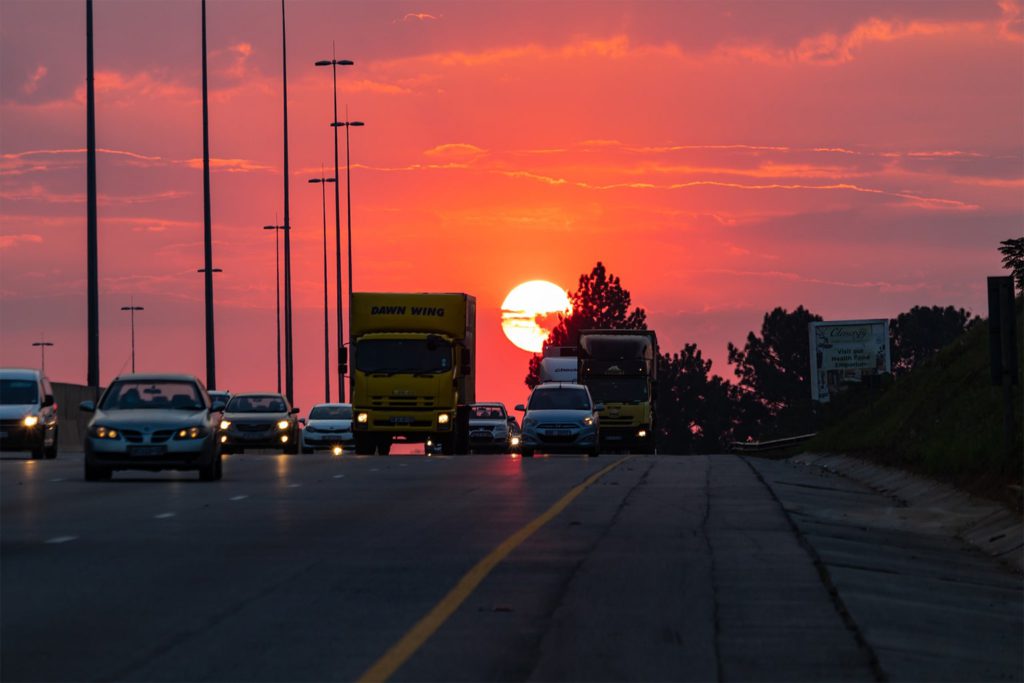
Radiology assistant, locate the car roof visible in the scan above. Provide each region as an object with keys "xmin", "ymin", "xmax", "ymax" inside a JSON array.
[
  {"xmin": 471, "ymin": 402, "xmax": 506, "ymax": 408},
  {"xmin": 310, "ymin": 403, "xmax": 352, "ymax": 409},
  {"xmin": 532, "ymin": 382, "xmax": 587, "ymax": 391},
  {"xmin": 111, "ymin": 373, "xmax": 200, "ymax": 383},
  {"xmin": 0, "ymin": 368, "xmax": 43, "ymax": 379},
  {"xmin": 230, "ymin": 392, "xmax": 287, "ymax": 399}
]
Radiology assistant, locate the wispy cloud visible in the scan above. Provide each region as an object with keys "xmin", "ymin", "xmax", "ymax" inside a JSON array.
[
  {"xmin": 402, "ymin": 12, "xmax": 440, "ymax": 22},
  {"xmin": 0, "ymin": 234, "xmax": 43, "ymax": 249}
]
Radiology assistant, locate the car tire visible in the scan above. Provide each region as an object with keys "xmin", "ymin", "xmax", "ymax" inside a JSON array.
[
  {"xmin": 521, "ymin": 448, "xmax": 534, "ymax": 458},
  {"xmin": 300, "ymin": 444, "xmax": 313, "ymax": 454},
  {"xmin": 45, "ymin": 428, "xmax": 58, "ymax": 459},
  {"xmin": 84, "ymin": 462, "xmax": 112, "ymax": 481},
  {"xmin": 587, "ymin": 448, "xmax": 599, "ymax": 458},
  {"xmin": 198, "ymin": 452, "xmax": 221, "ymax": 481}
]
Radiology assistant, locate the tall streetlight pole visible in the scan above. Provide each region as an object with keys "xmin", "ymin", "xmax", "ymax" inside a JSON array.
[
  {"xmin": 331, "ymin": 117, "xmax": 364, "ymax": 396},
  {"xmin": 314, "ymin": 49, "xmax": 353, "ymax": 401},
  {"xmin": 309, "ymin": 169, "xmax": 336, "ymax": 403},
  {"xmin": 120, "ymin": 299, "xmax": 144, "ymax": 373},
  {"xmin": 280, "ymin": 0, "xmax": 295, "ymax": 403},
  {"xmin": 86, "ymin": 0, "xmax": 99, "ymax": 390},
  {"xmin": 32, "ymin": 337, "xmax": 54, "ymax": 374},
  {"xmin": 200, "ymin": 0, "xmax": 217, "ymax": 389},
  {"xmin": 263, "ymin": 223, "xmax": 286, "ymax": 393}
]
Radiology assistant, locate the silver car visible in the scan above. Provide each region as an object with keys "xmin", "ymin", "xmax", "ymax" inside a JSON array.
[
  {"xmin": 467, "ymin": 402, "xmax": 511, "ymax": 453},
  {"xmin": 81, "ymin": 373, "xmax": 225, "ymax": 481},
  {"xmin": 515, "ymin": 383, "xmax": 603, "ymax": 458},
  {"xmin": 300, "ymin": 403, "xmax": 354, "ymax": 454}
]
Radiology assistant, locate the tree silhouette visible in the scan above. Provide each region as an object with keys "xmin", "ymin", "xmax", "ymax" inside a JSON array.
[
  {"xmin": 727, "ymin": 306, "xmax": 822, "ymax": 439},
  {"xmin": 525, "ymin": 262, "xmax": 647, "ymax": 387},
  {"xmin": 890, "ymin": 305, "xmax": 978, "ymax": 374},
  {"xmin": 999, "ymin": 238, "xmax": 1024, "ymax": 291},
  {"xmin": 656, "ymin": 345, "xmax": 738, "ymax": 453}
]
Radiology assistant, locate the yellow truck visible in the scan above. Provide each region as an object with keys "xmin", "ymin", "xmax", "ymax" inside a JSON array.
[
  {"xmin": 577, "ymin": 329, "xmax": 658, "ymax": 453},
  {"xmin": 350, "ymin": 293, "xmax": 475, "ymax": 455}
]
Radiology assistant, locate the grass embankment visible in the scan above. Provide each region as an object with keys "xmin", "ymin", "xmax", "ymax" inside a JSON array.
[{"xmin": 807, "ymin": 297, "xmax": 1023, "ymax": 505}]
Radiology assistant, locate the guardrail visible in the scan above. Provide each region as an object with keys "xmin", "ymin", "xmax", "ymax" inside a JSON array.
[{"xmin": 730, "ymin": 432, "xmax": 817, "ymax": 453}]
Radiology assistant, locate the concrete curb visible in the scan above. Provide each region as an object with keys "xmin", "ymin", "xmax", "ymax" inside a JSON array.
[{"xmin": 791, "ymin": 453, "xmax": 1024, "ymax": 573}]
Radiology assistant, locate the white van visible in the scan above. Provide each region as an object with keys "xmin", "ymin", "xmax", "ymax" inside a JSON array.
[{"xmin": 0, "ymin": 368, "xmax": 58, "ymax": 459}]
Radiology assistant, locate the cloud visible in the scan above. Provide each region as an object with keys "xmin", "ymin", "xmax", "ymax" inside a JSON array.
[
  {"xmin": 0, "ymin": 234, "xmax": 43, "ymax": 249},
  {"xmin": 21, "ymin": 66, "xmax": 47, "ymax": 95},
  {"xmin": 403, "ymin": 12, "xmax": 440, "ymax": 22},
  {"xmin": 182, "ymin": 158, "xmax": 275, "ymax": 173},
  {"xmin": 423, "ymin": 143, "xmax": 486, "ymax": 160}
]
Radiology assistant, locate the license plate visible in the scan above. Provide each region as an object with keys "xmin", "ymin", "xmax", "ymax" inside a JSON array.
[
  {"xmin": 129, "ymin": 445, "xmax": 166, "ymax": 457},
  {"xmin": 605, "ymin": 435, "xmax": 623, "ymax": 441},
  {"xmin": 549, "ymin": 429, "xmax": 570, "ymax": 437},
  {"xmin": 390, "ymin": 416, "xmax": 413, "ymax": 424}
]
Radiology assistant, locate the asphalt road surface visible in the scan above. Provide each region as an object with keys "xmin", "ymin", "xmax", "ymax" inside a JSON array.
[{"xmin": 2, "ymin": 451, "xmax": 1020, "ymax": 682}]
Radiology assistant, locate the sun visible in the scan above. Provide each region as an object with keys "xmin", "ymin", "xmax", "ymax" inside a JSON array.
[{"xmin": 501, "ymin": 281, "xmax": 572, "ymax": 353}]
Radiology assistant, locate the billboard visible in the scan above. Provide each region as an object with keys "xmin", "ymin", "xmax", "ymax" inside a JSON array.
[{"xmin": 809, "ymin": 319, "xmax": 891, "ymax": 402}]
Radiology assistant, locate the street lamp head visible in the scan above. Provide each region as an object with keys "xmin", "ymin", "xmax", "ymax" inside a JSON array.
[
  {"xmin": 350, "ymin": 121, "xmax": 365, "ymax": 127},
  {"xmin": 339, "ymin": 60, "xmax": 354, "ymax": 66},
  {"xmin": 314, "ymin": 60, "xmax": 332, "ymax": 66},
  {"xmin": 309, "ymin": 178, "xmax": 322, "ymax": 184}
]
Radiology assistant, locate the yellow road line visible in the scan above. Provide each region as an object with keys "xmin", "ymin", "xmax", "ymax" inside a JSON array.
[{"xmin": 357, "ymin": 455, "xmax": 634, "ymax": 683}]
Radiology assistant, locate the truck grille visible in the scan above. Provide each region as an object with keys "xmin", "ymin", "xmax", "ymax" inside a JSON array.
[
  {"xmin": 601, "ymin": 417, "xmax": 636, "ymax": 427},
  {"xmin": 369, "ymin": 396, "xmax": 436, "ymax": 409}
]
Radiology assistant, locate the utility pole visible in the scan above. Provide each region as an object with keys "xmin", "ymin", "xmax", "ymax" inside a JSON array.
[
  {"xmin": 280, "ymin": 0, "xmax": 294, "ymax": 403},
  {"xmin": 200, "ymin": 0, "xmax": 217, "ymax": 389},
  {"xmin": 86, "ymin": 0, "xmax": 99, "ymax": 390}
]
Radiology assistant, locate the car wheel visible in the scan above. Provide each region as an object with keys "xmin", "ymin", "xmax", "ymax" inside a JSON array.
[
  {"xmin": 587, "ymin": 448, "xmax": 600, "ymax": 458},
  {"xmin": 521, "ymin": 448, "xmax": 534, "ymax": 458},
  {"xmin": 198, "ymin": 453, "xmax": 221, "ymax": 481},
  {"xmin": 30, "ymin": 437, "xmax": 45, "ymax": 460},
  {"xmin": 300, "ymin": 444, "xmax": 313, "ymax": 454},
  {"xmin": 45, "ymin": 428, "xmax": 58, "ymax": 459},
  {"xmin": 84, "ymin": 462, "xmax": 112, "ymax": 481}
]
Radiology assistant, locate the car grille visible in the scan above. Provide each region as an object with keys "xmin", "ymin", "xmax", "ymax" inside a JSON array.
[
  {"xmin": 0, "ymin": 419, "xmax": 21, "ymax": 431},
  {"xmin": 121, "ymin": 429, "xmax": 144, "ymax": 443},
  {"xmin": 237, "ymin": 423, "xmax": 273, "ymax": 432},
  {"xmin": 539, "ymin": 423, "xmax": 578, "ymax": 430},
  {"xmin": 118, "ymin": 429, "xmax": 178, "ymax": 444},
  {"xmin": 151, "ymin": 430, "xmax": 174, "ymax": 443},
  {"xmin": 369, "ymin": 396, "xmax": 436, "ymax": 409}
]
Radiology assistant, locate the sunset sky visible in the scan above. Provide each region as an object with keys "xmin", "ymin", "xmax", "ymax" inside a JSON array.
[{"xmin": 1, "ymin": 0, "xmax": 1021, "ymax": 417}]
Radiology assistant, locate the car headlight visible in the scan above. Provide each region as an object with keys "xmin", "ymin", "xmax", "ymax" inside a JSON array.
[
  {"xmin": 22, "ymin": 415, "xmax": 39, "ymax": 427},
  {"xmin": 174, "ymin": 426, "xmax": 208, "ymax": 440},
  {"xmin": 582, "ymin": 416, "xmax": 594, "ymax": 426},
  {"xmin": 356, "ymin": 412, "xmax": 368, "ymax": 423},
  {"xmin": 510, "ymin": 436, "xmax": 521, "ymax": 446},
  {"xmin": 277, "ymin": 420, "xmax": 290, "ymax": 431},
  {"xmin": 437, "ymin": 413, "xmax": 450, "ymax": 425},
  {"xmin": 219, "ymin": 419, "xmax": 231, "ymax": 430},
  {"xmin": 91, "ymin": 425, "xmax": 120, "ymax": 439}
]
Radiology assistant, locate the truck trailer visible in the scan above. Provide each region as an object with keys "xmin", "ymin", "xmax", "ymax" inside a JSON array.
[
  {"xmin": 350, "ymin": 292, "xmax": 475, "ymax": 455},
  {"xmin": 577, "ymin": 329, "xmax": 658, "ymax": 453}
]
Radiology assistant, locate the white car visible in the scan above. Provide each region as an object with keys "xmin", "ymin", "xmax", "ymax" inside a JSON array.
[
  {"xmin": 301, "ymin": 403, "xmax": 354, "ymax": 454},
  {"xmin": 515, "ymin": 383, "xmax": 603, "ymax": 458},
  {"xmin": 467, "ymin": 402, "xmax": 512, "ymax": 453}
]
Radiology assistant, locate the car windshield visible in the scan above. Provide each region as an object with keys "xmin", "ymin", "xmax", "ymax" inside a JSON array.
[
  {"xmin": 226, "ymin": 395, "xmax": 288, "ymax": 413},
  {"xmin": 585, "ymin": 377, "xmax": 649, "ymax": 403},
  {"xmin": 309, "ymin": 405, "xmax": 353, "ymax": 420},
  {"xmin": 355, "ymin": 338, "xmax": 452, "ymax": 374},
  {"xmin": 0, "ymin": 379, "xmax": 38, "ymax": 405},
  {"xmin": 528, "ymin": 388, "xmax": 592, "ymax": 411},
  {"xmin": 471, "ymin": 405, "xmax": 506, "ymax": 420},
  {"xmin": 100, "ymin": 380, "xmax": 204, "ymax": 411}
]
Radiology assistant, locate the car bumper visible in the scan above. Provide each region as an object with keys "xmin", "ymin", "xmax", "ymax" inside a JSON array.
[
  {"xmin": 521, "ymin": 428, "xmax": 598, "ymax": 452},
  {"xmin": 220, "ymin": 429, "xmax": 293, "ymax": 449},
  {"xmin": 85, "ymin": 438, "xmax": 215, "ymax": 469},
  {"xmin": 301, "ymin": 432, "xmax": 354, "ymax": 448},
  {"xmin": 0, "ymin": 426, "xmax": 44, "ymax": 451}
]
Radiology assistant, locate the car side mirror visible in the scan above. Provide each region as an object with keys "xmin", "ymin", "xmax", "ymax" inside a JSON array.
[
  {"xmin": 507, "ymin": 416, "xmax": 515, "ymax": 423},
  {"xmin": 79, "ymin": 401, "xmax": 96, "ymax": 412},
  {"xmin": 211, "ymin": 400, "xmax": 226, "ymax": 412},
  {"xmin": 290, "ymin": 407, "xmax": 300, "ymax": 415},
  {"xmin": 594, "ymin": 404, "xmax": 605, "ymax": 412},
  {"xmin": 514, "ymin": 404, "xmax": 525, "ymax": 412},
  {"xmin": 298, "ymin": 418, "xmax": 306, "ymax": 426},
  {"xmin": 42, "ymin": 395, "xmax": 55, "ymax": 408}
]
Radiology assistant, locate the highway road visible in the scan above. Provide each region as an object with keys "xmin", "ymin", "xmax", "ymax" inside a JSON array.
[{"xmin": 2, "ymin": 451, "xmax": 1020, "ymax": 682}]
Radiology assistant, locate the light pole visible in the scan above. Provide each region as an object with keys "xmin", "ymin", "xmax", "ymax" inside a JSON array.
[
  {"xmin": 86, "ymin": 0, "xmax": 99, "ymax": 389},
  {"xmin": 120, "ymin": 299, "xmax": 144, "ymax": 373},
  {"xmin": 263, "ymin": 223, "xmax": 286, "ymax": 393},
  {"xmin": 309, "ymin": 168, "xmax": 336, "ymax": 403},
  {"xmin": 200, "ymin": 0, "xmax": 217, "ymax": 390},
  {"xmin": 331, "ymin": 116, "xmax": 364, "ymax": 397},
  {"xmin": 314, "ymin": 48, "xmax": 354, "ymax": 401},
  {"xmin": 32, "ymin": 337, "xmax": 54, "ymax": 374},
  {"xmin": 279, "ymin": 0, "xmax": 295, "ymax": 404}
]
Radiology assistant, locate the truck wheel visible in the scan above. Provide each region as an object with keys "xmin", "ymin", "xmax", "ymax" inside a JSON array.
[
  {"xmin": 354, "ymin": 434, "xmax": 374, "ymax": 455},
  {"xmin": 377, "ymin": 437, "xmax": 392, "ymax": 456}
]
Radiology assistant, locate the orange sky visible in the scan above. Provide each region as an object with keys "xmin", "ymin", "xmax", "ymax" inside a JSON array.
[{"xmin": 1, "ymin": 0, "xmax": 1021, "ymax": 416}]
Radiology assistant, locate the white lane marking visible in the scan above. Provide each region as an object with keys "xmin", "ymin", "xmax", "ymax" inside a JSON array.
[
  {"xmin": 400, "ymin": 464, "xmax": 408, "ymax": 467},
  {"xmin": 49, "ymin": 478, "xmax": 66, "ymax": 482},
  {"xmin": 154, "ymin": 513, "xmax": 176, "ymax": 519},
  {"xmin": 45, "ymin": 536, "xmax": 77, "ymax": 544},
  {"xmin": 230, "ymin": 495, "xmax": 248, "ymax": 501},
  {"xmin": 287, "ymin": 483, "xmax": 302, "ymax": 488},
  {"xmin": 333, "ymin": 474, "xmax": 345, "ymax": 479},
  {"xmin": 370, "ymin": 468, "xmax": 380, "ymax": 472}
]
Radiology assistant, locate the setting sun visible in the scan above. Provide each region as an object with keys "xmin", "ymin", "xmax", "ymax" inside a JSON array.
[{"xmin": 500, "ymin": 281, "xmax": 572, "ymax": 353}]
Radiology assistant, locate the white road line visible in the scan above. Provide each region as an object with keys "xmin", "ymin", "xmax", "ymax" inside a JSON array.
[
  {"xmin": 45, "ymin": 536, "xmax": 77, "ymax": 544},
  {"xmin": 154, "ymin": 513, "xmax": 176, "ymax": 519},
  {"xmin": 287, "ymin": 483, "xmax": 302, "ymax": 488},
  {"xmin": 370, "ymin": 468, "xmax": 380, "ymax": 472},
  {"xmin": 49, "ymin": 478, "xmax": 65, "ymax": 482},
  {"xmin": 333, "ymin": 474, "xmax": 345, "ymax": 479},
  {"xmin": 230, "ymin": 495, "xmax": 248, "ymax": 501}
]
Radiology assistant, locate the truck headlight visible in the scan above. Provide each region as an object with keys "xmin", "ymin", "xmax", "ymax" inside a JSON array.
[
  {"xmin": 219, "ymin": 419, "xmax": 231, "ymax": 430},
  {"xmin": 22, "ymin": 415, "xmax": 39, "ymax": 427},
  {"xmin": 277, "ymin": 420, "xmax": 290, "ymax": 430},
  {"xmin": 437, "ymin": 413, "xmax": 450, "ymax": 425},
  {"xmin": 357, "ymin": 412, "xmax": 368, "ymax": 423},
  {"xmin": 638, "ymin": 429, "xmax": 647, "ymax": 438}
]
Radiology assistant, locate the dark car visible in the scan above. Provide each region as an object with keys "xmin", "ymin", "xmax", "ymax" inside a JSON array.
[
  {"xmin": 81, "ymin": 373, "xmax": 225, "ymax": 481},
  {"xmin": 219, "ymin": 393, "xmax": 300, "ymax": 454},
  {"xmin": 0, "ymin": 368, "xmax": 58, "ymax": 459}
]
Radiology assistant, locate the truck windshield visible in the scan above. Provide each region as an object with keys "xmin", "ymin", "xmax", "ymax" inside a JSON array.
[
  {"xmin": 585, "ymin": 377, "xmax": 649, "ymax": 403},
  {"xmin": 356, "ymin": 339, "xmax": 452, "ymax": 374}
]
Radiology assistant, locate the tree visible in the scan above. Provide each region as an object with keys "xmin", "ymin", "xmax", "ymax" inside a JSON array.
[
  {"xmin": 656, "ymin": 345, "xmax": 737, "ymax": 453},
  {"xmin": 727, "ymin": 306, "xmax": 822, "ymax": 439},
  {"xmin": 525, "ymin": 262, "xmax": 647, "ymax": 387},
  {"xmin": 890, "ymin": 305, "xmax": 978, "ymax": 374},
  {"xmin": 999, "ymin": 238, "xmax": 1024, "ymax": 291}
]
